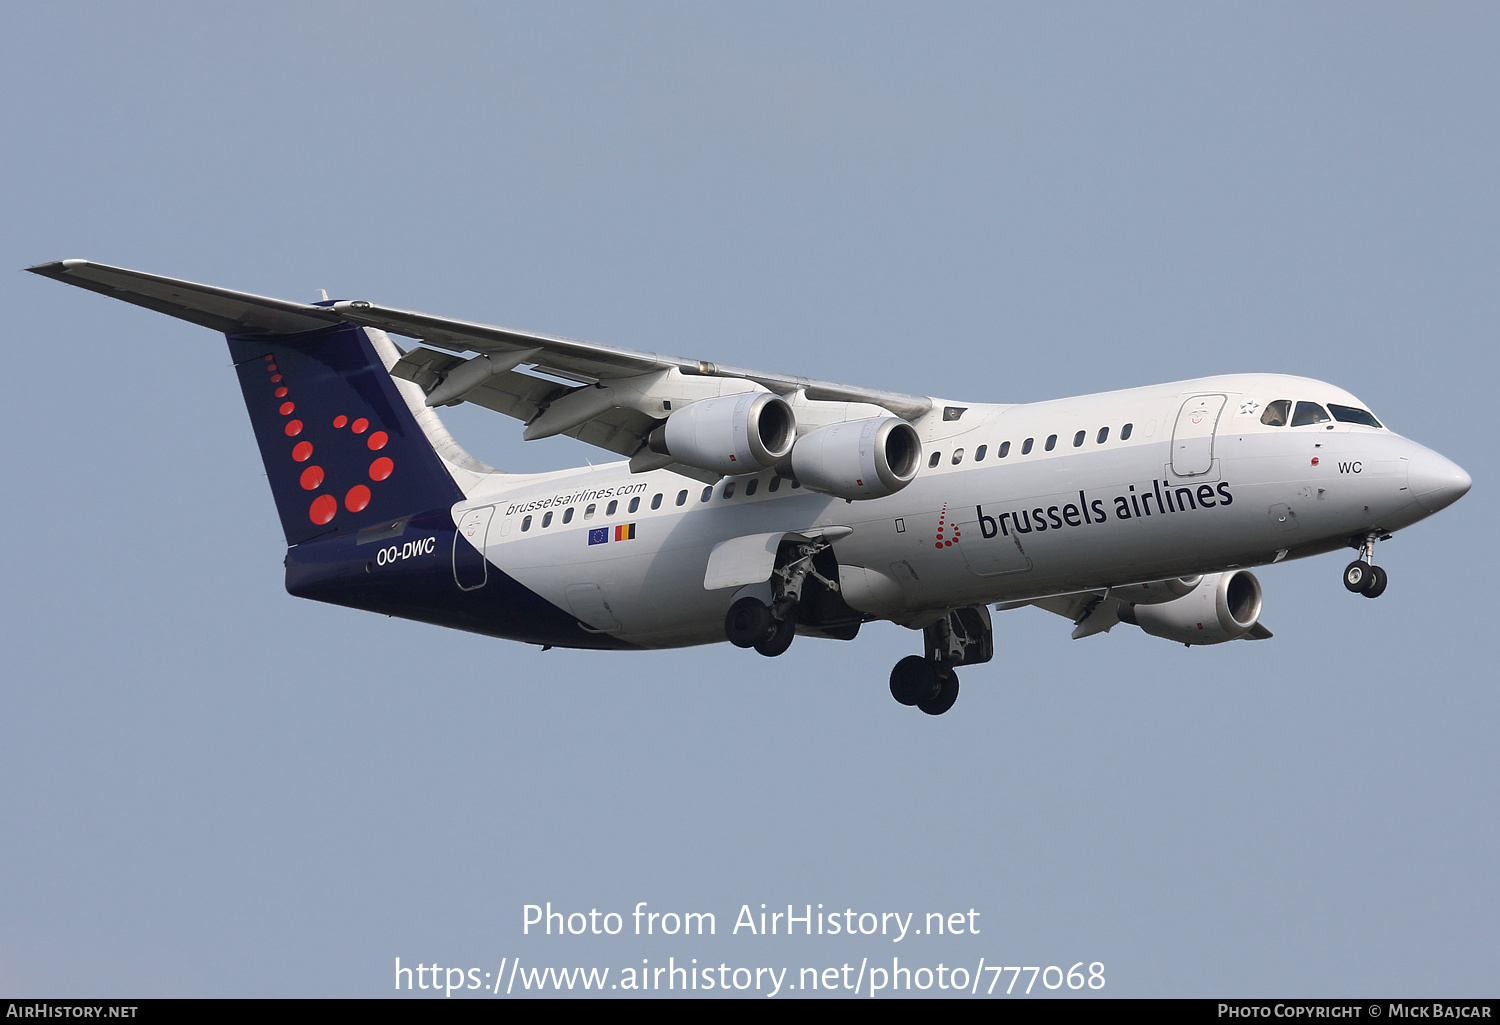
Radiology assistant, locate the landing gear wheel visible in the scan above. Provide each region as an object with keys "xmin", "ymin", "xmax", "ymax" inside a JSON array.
[
  {"xmin": 725, "ymin": 597, "xmax": 774, "ymax": 648},
  {"xmin": 918, "ymin": 672, "xmax": 960, "ymax": 716},
  {"xmin": 1343, "ymin": 560, "xmax": 1372, "ymax": 593},
  {"xmin": 1361, "ymin": 564, "xmax": 1388, "ymax": 599},
  {"xmin": 889, "ymin": 655, "xmax": 940, "ymax": 706},
  {"xmin": 754, "ymin": 615, "xmax": 796, "ymax": 657}
]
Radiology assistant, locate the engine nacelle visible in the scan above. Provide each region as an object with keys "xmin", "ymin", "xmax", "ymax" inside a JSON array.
[
  {"xmin": 1114, "ymin": 575, "xmax": 1203, "ymax": 605},
  {"xmin": 1117, "ymin": 570, "xmax": 1264, "ymax": 645},
  {"xmin": 788, "ymin": 417, "xmax": 922, "ymax": 501},
  {"xmin": 649, "ymin": 392, "xmax": 796, "ymax": 476}
]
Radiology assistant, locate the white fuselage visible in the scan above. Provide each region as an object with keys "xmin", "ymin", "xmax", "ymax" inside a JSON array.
[{"xmin": 449, "ymin": 373, "xmax": 1462, "ymax": 648}]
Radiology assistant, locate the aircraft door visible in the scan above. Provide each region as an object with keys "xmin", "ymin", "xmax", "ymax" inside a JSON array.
[
  {"xmin": 954, "ymin": 517, "xmax": 1032, "ymax": 576},
  {"xmin": 453, "ymin": 506, "xmax": 495, "ymax": 590},
  {"xmin": 1171, "ymin": 394, "xmax": 1227, "ymax": 476}
]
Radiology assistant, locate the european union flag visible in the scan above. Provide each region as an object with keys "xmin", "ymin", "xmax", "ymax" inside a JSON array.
[{"xmin": 588, "ymin": 527, "xmax": 609, "ymax": 546}]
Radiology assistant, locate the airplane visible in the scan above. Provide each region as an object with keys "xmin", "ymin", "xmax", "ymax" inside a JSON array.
[{"xmin": 28, "ymin": 260, "xmax": 1472, "ymax": 715}]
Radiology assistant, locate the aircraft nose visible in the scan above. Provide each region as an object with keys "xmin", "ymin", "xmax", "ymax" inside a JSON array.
[{"xmin": 1407, "ymin": 448, "xmax": 1472, "ymax": 514}]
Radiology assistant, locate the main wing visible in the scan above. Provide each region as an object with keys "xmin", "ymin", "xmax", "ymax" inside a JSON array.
[{"xmin": 28, "ymin": 261, "xmax": 934, "ymax": 474}]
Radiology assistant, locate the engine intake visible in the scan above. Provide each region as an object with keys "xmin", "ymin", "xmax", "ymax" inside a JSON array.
[
  {"xmin": 1117, "ymin": 570, "xmax": 1263, "ymax": 645},
  {"xmin": 788, "ymin": 417, "xmax": 922, "ymax": 501},
  {"xmin": 649, "ymin": 393, "xmax": 796, "ymax": 476}
]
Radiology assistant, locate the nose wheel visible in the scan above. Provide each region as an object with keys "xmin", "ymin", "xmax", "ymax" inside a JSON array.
[
  {"xmin": 1343, "ymin": 534, "xmax": 1389, "ymax": 598},
  {"xmin": 1343, "ymin": 561, "xmax": 1388, "ymax": 598}
]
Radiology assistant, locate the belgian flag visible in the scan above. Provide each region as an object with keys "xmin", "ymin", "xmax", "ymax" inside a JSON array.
[{"xmin": 614, "ymin": 523, "xmax": 636, "ymax": 541}]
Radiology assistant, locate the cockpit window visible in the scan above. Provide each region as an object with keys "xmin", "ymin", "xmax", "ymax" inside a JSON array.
[
  {"xmin": 1328, "ymin": 403, "xmax": 1383, "ymax": 428},
  {"xmin": 1290, "ymin": 401, "xmax": 1331, "ymax": 427},
  {"xmin": 1260, "ymin": 400, "xmax": 1291, "ymax": 427}
]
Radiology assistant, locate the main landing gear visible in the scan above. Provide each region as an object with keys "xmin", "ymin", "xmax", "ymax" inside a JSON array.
[
  {"xmin": 889, "ymin": 655, "xmax": 960, "ymax": 715},
  {"xmin": 889, "ymin": 606, "xmax": 994, "ymax": 716},
  {"xmin": 1343, "ymin": 532, "xmax": 1390, "ymax": 599},
  {"xmin": 725, "ymin": 596, "xmax": 796, "ymax": 656},
  {"xmin": 723, "ymin": 536, "xmax": 848, "ymax": 658}
]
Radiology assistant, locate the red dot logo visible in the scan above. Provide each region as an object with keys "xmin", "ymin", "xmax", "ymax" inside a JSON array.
[
  {"xmin": 292, "ymin": 441, "xmax": 313, "ymax": 462},
  {"xmin": 274, "ymin": 386, "xmax": 288, "ymax": 398},
  {"xmin": 934, "ymin": 542, "xmax": 943, "ymax": 549},
  {"xmin": 309, "ymin": 494, "xmax": 337, "ymax": 525},
  {"xmin": 351, "ymin": 418, "xmax": 369, "ymax": 434},
  {"xmin": 333, "ymin": 415, "xmax": 348, "ymax": 428},
  {"xmin": 367, "ymin": 431, "xmax": 388, "ymax": 450},
  {"xmin": 271, "ymin": 374, "xmax": 282, "ymax": 383},
  {"xmin": 369, "ymin": 457, "xmax": 394, "ymax": 481},
  {"xmin": 284, "ymin": 419, "xmax": 303, "ymax": 437},
  {"xmin": 264, "ymin": 355, "xmax": 274, "ymax": 362},
  {"xmin": 279, "ymin": 401, "xmax": 295, "ymax": 416},
  {"xmin": 345, "ymin": 485, "xmax": 371, "ymax": 512},
  {"xmin": 300, "ymin": 465, "xmax": 324, "ymax": 490}
]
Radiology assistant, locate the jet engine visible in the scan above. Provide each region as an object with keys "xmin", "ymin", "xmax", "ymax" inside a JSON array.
[
  {"xmin": 1117, "ymin": 570, "xmax": 1264, "ymax": 645},
  {"xmin": 788, "ymin": 417, "xmax": 922, "ymax": 501},
  {"xmin": 647, "ymin": 392, "xmax": 796, "ymax": 476}
]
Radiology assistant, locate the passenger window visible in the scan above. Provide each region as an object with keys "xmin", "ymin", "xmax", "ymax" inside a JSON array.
[
  {"xmin": 928, "ymin": 452, "xmax": 942, "ymax": 468},
  {"xmin": 651, "ymin": 493, "xmax": 663, "ymax": 509},
  {"xmin": 1260, "ymin": 400, "xmax": 1291, "ymax": 427},
  {"xmin": 521, "ymin": 515, "xmax": 532, "ymax": 532},
  {"xmin": 563, "ymin": 507, "xmax": 574, "ymax": 524},
  {"xmin": 998, "ymin": 441, "xmax": 1011, "ymax": 458},
  {"xmin": 676, "ymin": 490, "xmax": 688, "ymax": 506},
  {"xmin": 700, "ymin": 486, "xmax": 712, "ymax": 503},
  {"xmin": 541, "ymin": 511, "xmax": 552, "ymax": 528},
  {"xmin": 1073, "ymin": 430, "xmax": 1085, "ymax": 447},
  {"xmin": 628, "ymin": 496, "xmax": 640, "ymax": 513},
  {"xmin": 951, "ymin": 448, "xmax": 964, "ymax": 465},
  {"xmin": 606, "ymin": 500, "xmax": 618, "ymax": 516},
  {"xmin": 1097, "ymin": 426, "xmax": 1109, "ymax": 444},
  {"xmin": 745, "ymin": 479, "xmax": 758, "ymax": 496},
  {"xmin": 1291, "ymin": 401, "xmax": 1331, "ymax": 427},
  {"xmin": 1045, "ymin": 434, "xmax": 1057, "ymax": 451},
  {"xmin": 584, "ymin": 504, "xmax": 596, "ymax": 520},
  {"xmin": 1328, "ymin": 403, "xmax": 1383, "ymax": 428},
  {"xmin": 768, "ymin": 477, "xmax": 781, "ymax": 492},
  {"xmin": 1022, "ymin": 438, "xmax": 1034, "ymax": 455},
  {"xmin": 974, "ymin": 444, "xmax": 987, "ymax": 461},
  {"xmin": 722, "ymin": 482, "xmax": 736, "ymax": 499},
  {"xmin": 1121, "ymin": 423, "xmax": 1133, "ymax": 441}
]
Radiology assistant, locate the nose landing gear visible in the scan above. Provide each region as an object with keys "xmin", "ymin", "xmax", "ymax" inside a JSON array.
[{"xmin": 1343, "ymin": 533, "xmax": 1390, "ymax": 598}]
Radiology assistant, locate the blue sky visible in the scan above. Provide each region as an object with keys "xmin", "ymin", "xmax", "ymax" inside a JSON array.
[{"xmin": 2, "ymin": 3, "xmax": 1495, "ymax": 996}]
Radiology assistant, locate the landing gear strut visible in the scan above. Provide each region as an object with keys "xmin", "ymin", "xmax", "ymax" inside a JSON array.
[
  {"xmin": 888, "ymin": 606, "xmax": 993, "ymax": 716},
  {"xmin": 1343, "ymin": 533, "xmax": 1390, "ymax": 599}
]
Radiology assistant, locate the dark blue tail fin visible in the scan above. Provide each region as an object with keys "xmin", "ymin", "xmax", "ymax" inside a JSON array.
[{"xmin": 227, "ymin": 324, "xmax": 466, "ymax": 546}]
